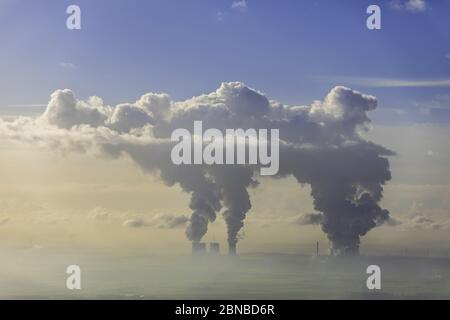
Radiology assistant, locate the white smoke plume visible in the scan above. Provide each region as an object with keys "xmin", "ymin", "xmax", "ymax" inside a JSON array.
[
  {"xmin": 0, "ymin": 82, "xmax": 393, "ymax": 255},
  {"xmin": 148, "ymin": 213, "xmax": 189, "ymax": 229},
  {"xmin": 295, "ymin": 213, "xmax": 324, "ymax": 226}
]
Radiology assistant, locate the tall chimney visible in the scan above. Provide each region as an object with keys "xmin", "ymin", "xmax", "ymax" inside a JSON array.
[
  {"xmin": 192, "ymin": 242, "xmax": 206, "ymax": 255},
  {"xmin": 229, "ymin": 242, "xmax": 236, "ymax": 255},
  {"xmin": 209, "ymin": 242, "xmax": 220, "ymax": 255}
]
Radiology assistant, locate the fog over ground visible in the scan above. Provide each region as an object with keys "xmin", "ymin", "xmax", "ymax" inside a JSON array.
[{"xmin": 1, "ymin": 247, "xmax": 449, "ymax": 299}]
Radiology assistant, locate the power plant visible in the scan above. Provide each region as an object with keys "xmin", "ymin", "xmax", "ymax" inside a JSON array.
[{"xmin": 192, "ymin": 242, "xmax": 224, "ymax": 256}]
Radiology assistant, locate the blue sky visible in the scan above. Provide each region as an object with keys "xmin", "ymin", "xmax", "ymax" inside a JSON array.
[{"xmin": 1, "ymin": 0, "xmax": 449, "ymax": 118}]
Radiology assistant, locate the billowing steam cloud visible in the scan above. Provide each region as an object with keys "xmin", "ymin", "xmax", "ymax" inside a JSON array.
[{"xmin": 0, "ymin": 82, "xmax": 393, "ymax": 255}]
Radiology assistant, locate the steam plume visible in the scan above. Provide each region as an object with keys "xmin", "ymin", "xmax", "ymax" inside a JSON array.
[{"xmin": 0, "ymin": 82, "xmax": 393, "ymax": 255}]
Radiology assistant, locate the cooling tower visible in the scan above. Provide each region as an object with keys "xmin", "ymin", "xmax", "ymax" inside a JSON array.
[
  {"xmin": 228, "ymin": 242, "xmax": 236, "ymax": 255},
  {"xmin": 209, "ymin": 242, "xmax": 220, "ymax": 255},
  {"xmin": 192, "ymin": 242, "xmax": 207, "ymax": 255}
]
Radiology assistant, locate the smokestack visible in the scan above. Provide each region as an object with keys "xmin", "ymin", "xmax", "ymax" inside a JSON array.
[
  {"xmin": 228, "ymin": 242, "xmax": 236, "ymax": 255},
  {"xmin": 209, "ymin": 242, "xmax": 220, "ymax": 255},
  {"xmin": 192, "ymin": 242, "xmax": 206, "ymax": 255}
]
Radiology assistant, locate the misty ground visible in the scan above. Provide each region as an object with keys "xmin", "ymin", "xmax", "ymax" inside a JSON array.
[{"xmin": 1, "ymin": 247, "xmax": 449, "ymax": 299}]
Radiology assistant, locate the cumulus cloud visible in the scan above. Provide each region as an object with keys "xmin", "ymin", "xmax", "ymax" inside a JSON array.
[
  {"xmin": 231, "ymin": 0, "xmax": 248, "ymax": 12},
  {"xmin": 41, "ymin": 89, "xmax": 171, "ymax": 134},
  {"xmin": 0, "ymin": 82, "xmax": 393, "ymax": 255},
  {"xmin": 43, "ymin": 89, "xmax": 110, "ymax": 129}
]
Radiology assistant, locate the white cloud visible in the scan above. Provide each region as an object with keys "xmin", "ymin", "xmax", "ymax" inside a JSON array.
[
  {"xmin": 148, "ymin": 213, "xmax": 189, "ymax": 229},
  {"xmin": 231, "ymin": 0, "xmax": 248, "ymax": 12},
  {"xmin": 390, "ymin": 0, "xmax": 429, "ymax": 12},
  {"xmin": 121, "ymin": 214, "xmax": 188, "ymax": 229},
  {"xmin": 43, "ymin": 89, "xmax": 111, "ymax": 129},
  {"xmin": 405, "ymin": 0, "xmax": 428, "ymax": 12},
  {"xmin": 108, "ymin": 103, "xmax": 153, "ymax": 133},
  {"xmin": 319, "ymin": 76, "xmax": 450, "ymax": 88},
  {"xmin": 39, "ymin": 89, "xmax": 171, "ymax": 133},
  {"xmin": 446, "ymin": 54, "xmax": 450, "ymax": 59},
  {"xmin": 58, "ymin": 62, "xmax": 76, "ymax": 69}
]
